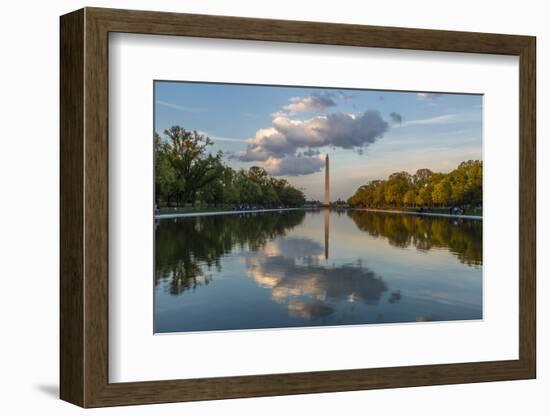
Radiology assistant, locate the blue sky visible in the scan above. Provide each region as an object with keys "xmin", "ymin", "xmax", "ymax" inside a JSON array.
[{"xmin": 155, "ymin": 81, "xmax": 482, "ymax": 201}]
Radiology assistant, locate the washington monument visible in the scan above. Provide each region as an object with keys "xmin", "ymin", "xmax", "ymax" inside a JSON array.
[{"xmin": 323, "ymin": 154, "xmax": 330, "ymax": 205}]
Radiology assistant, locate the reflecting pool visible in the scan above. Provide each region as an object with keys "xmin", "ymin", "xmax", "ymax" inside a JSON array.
[{"xmin": 154, "ymin": 209, "xmax": 482, "ymax": 333}]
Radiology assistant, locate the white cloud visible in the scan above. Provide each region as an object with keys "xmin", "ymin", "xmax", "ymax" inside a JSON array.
[
  {"xmin": 239, "ymin": 110, "xmax": 389, "ymax": 164},
  {"xmin": 281, "ymin": 92, "xmax": 336, "ymax": 115},
  {"xmin": 264, "ymin": 154, "xmax": 325, "ymax": 176}
]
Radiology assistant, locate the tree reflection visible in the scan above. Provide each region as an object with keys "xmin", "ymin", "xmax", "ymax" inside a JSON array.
[
  {"xmin": 155, "ymin": 210, "xmax": 483, "ymax": 330},
  {"xmin": 155, "ymin": 210, "xmax": 306, "ymax": 294},
  {"xmin": 348, "ymin": 210, "xmax": 482, "ymax": 266},
  {"xmin": 156, "ymin": 209, "xmax": 481, "ymax": 315}
]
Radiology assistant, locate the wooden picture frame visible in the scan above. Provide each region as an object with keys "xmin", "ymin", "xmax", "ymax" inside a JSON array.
[{"xmin": 60, "ymin": 7, "xmax": 536, "ymax": 408}]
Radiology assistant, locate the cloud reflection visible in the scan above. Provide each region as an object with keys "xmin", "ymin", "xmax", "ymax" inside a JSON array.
[{"xmin": 246, "ymin": 237, "xmax": 388, "ymax": 319}]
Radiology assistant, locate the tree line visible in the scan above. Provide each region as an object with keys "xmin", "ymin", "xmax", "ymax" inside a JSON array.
[
  {"xmin": 155, "ymin": 126, "xmax": 306, "ymax": 208},
  {"xmin": 347, "ymin": 160, "xmax": 482, "ymax": 209}
]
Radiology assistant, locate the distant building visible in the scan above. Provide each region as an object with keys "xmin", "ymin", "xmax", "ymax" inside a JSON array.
[{"xmin": 324, "ymin": 154, "xmax": 330, "ymax": 205}]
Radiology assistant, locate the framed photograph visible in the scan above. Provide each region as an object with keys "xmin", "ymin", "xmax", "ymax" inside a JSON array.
[{"xmin": 60, "ymin": 7, "xmax": 536, "ymax": 407}]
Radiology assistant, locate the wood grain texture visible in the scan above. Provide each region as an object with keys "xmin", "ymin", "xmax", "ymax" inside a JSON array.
[
  {"xmin": 59, "ymin": 7, "xmax": 537, "ymax": 408},
  {"xmin": 88, "ymin": 7, "xmax": 532, "ymax": 54},
  {"xmin": 59, "ymin": 8, "xmax": 84, "ymax": 407},
  {"xmin": 518, "ymin": 38, "xmax": 537, "ymax": 375},
  {"xmin": 83, "ymin": 10, "xmax": 110, "ymax": 406}
]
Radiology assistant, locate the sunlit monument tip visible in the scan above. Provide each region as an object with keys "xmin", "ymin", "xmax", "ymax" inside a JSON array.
[{"xmin": 324, "ymin": 154, "xmax": 330, "ymax": 206}]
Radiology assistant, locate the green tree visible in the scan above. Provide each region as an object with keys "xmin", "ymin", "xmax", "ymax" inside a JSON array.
[
  {"xmin": 403, "ymin": 189, "xmax": 417, "ymax": 207},
  {"xmin": 432, "ymin": 178, "xmax": 452, "ymax": 206},
  {"xmin": 460, "ymin": 160, "xmax": 482, "ymax": 205},
  {"xmin": 262, "ymin": 183, "xmax": 280, "ymax": 207},
  {"xmin": 154, "ymin": 132, "xmax": 177, "ymax": 205},
  {"xmin": 155, "ymin": 126, "xmax": 308, "ymax": 210},
  {"xmin": 415, "ymin": 186, "xmax": 432, "ymax": 207},
  {"xmin": 372, "ymin": 181, "xmax": 386, "ymax": 207},
  {"xmin": 246, "ymin": 166, "xmax": 269, "ymax": 184},
  {"xmin": 236, "ymin": 173, "xmax": 262, "ymax": 205},
  {"xmin": 161, "ymin": 126, "xmax": 224, "ymax": 205},
  {"xmin": 413, "ymin": 168, "xmax": 433, "ymax": 188},
  {"xmin": 155, "ymin": 157, "xmax": 177, "ymax": 204},
  {"xmin": 221, "ymin": 167, "xmax": 240, "ymax": 205},
  {"xmin": 384, "ymin": 172, "xmax": 411, "ymax": 206}
]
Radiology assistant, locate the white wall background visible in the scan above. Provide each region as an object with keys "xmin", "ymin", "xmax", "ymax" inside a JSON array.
[{"xmin": 0, "ymin": 0, "xmax": 545, "ymax": 414}]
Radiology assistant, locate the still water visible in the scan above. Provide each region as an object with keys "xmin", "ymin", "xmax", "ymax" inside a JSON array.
[{"xmin": 154, "ymin": 209, "xmax": 482, "ymax": 333}]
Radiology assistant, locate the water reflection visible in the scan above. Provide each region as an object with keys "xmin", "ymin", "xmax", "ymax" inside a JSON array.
[
  {"xmin": 348, "ymin": 210, "xmax": 482, "ymax": 266},
  {"xmin": 246, "ymin": 238, "xmax": 388, "ymax": 319},
  {"xmin": 155, "ymin": 209, "xmax": 482, "ymax": 332},
  {"xmin": 324, "ymin": 208, "xmax": 329, "ymax": 260},
  {"xmin": 155, "ymin": 210, "xmax": 305, "ymax": 295}
]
